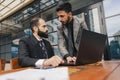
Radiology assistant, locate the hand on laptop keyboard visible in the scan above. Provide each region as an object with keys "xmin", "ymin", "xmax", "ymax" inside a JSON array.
[
  {"xmin": 59, "ymin": 56, "xmax": 76, "ymax": 66},
  {"xmin": 66, "ymin": 56, "xmax": 76, "ymax": 64}
]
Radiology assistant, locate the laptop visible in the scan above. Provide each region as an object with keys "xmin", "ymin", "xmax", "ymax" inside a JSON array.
[{"xmin": 60, "ymin": 29, "xmax": 107, "ymax": 66}]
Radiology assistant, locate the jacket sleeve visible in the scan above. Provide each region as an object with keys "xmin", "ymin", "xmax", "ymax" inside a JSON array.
[
  {"xmin": 57, "ymin": 25, "xmax": 69, "ymax": 58},
  {"xmin": 80, "ymin": 18, "xmax": 88, "ymax": 30},
  {"xmin": 18, "ymin": 39, "xmax": 38, "ymax": 67}
]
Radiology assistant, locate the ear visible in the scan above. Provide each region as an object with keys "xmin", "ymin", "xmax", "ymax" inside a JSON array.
[
  {"xmin": 68, "ymin": 12, "xmax": 72, "ymax": 16},
  {"xmin": 33, "ymin": 26, "xmax": 38, "ymax": 32}
]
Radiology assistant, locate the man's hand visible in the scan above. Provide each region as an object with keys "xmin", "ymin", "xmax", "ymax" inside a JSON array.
[
  {"xmin": 66, "ymin": 56, "xmax": 76, "ymax": 64},
  {"xmin": 43, "ymin": 55, "xmax": 64, "ymax": 67}
]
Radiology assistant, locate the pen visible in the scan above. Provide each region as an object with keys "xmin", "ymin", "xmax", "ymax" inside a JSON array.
[{"xmin": 43, "ymin": 66, "xmax": 56, "ymax": 69}]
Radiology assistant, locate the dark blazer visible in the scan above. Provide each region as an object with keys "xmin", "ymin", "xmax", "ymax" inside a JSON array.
[{"xmin": 18, "ymin": 35, "xmax": 54, "ymax": 67}]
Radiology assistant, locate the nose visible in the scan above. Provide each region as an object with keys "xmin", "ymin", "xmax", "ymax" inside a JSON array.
[{"xmin": 46, "ymin": 27, "xmax": 48, "ymax": 32}]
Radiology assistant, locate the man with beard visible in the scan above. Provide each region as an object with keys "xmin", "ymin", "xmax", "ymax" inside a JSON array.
[
  {"xmin": 56, "ymin": 2, "xmax": 88, "ymax": 64},
  {"xmin": 18, "ymin": 18, "xmax": 63, "ymax": 68}
]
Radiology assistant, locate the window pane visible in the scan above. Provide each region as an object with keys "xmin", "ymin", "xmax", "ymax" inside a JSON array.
[
  {"xmin": 106, "ymin": 16, "xmax": 120, "ymax": 37},
  {"xmin": 103, "ymin": 0, "xmax": 120, "ymax": 17},
  {"xmin": 48, "ymin": 32, "xmax": 58, "ymax": 45},
  {"xmin": 104, "ymin": 0, "xmax": 120, "ymax": 59},
  {"xmin": 46, "ymin": 19, "xmax": 60, "ymax": 32},
  {"xmin": 89, "ymin": 8, "xmax": 101, "ymax": 33}
]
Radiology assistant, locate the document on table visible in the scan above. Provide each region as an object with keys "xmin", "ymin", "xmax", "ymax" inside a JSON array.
[{"xmin": 0, "ymin": 67, "xmax": 69, "ymax": 80}]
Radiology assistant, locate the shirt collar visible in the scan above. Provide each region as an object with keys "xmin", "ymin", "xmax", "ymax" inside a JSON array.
[{"xmin": 30, "ymin": 35, "xmax": 43, "ymax": 45}]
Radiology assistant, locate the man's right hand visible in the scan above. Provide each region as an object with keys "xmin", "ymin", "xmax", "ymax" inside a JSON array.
[
  {"xmin": 43, "ymin": 55, "xmax": 64, "ymax": 67},
  {"xmin": 66, "ymin": 56, "xmax": 76, "ymax": 64}
]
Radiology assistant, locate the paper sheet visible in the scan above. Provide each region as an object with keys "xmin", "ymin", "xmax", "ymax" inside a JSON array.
[{"xmin": 0, "ymin": 67, "xmax": 69, "ymax": 80}]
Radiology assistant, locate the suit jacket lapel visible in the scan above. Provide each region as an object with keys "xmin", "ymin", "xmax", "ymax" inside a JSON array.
[
  {"xmin": 63, "ymin": 25, "xmax": 68, "ymax": 38},
  {"xmin": 73, "ymin": 18, "xmax": 80, "ymax": 44},
  {"xmin": 62, "ymin": 17, "xmax": 80, "ymax": 44},
  {"xmin": 42, "ymin": 40, "xmax": 48, "ymax": 54}
]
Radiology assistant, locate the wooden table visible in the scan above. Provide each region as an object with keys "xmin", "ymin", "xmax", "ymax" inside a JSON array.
[{"xmin": 0, "ymin": 60, "xmax": 120, "ymax": 80}]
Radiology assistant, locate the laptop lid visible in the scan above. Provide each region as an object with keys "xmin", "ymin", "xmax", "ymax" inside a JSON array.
[{"xmin": 76, "ymin": 29, "xmax": 107, "ymax": 65}]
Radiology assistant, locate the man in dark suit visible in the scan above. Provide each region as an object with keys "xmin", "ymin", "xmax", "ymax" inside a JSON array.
[
  {"xmin": 18, "ymin": 18, "xmax": 63, "ymax": 68},
  {"xmin": 56, "ymin": 2, "xmax": 88, "ymax": 64}
]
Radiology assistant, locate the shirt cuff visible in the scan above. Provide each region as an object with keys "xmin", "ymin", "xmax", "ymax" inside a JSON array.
[
  {"xmin": 63, "ymin": 54, "xmax": 71, "ymax": 60},
  {"xmin": 35, "ymin": 59, "xmax": 45, "ymax": 69}
]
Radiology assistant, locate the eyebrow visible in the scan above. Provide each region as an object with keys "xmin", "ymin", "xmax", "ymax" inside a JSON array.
[
  {"xmin": 59, "ymin": 15, "xmax": 64, "ymax": 17},
  {"xmin": 41, "ymin": 25, "xmax": 46, "ymax": 27}
]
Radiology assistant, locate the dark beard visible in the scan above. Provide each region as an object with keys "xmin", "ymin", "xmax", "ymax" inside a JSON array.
[
  {"xmin": 63, "ymin": 16, "xmax": 71, "ymax": 25},
  {"xmin": 38, "ymin": 30, "xmax": 48, "ymax": 38}
]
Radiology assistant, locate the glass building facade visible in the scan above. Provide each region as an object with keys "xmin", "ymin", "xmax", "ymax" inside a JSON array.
[
  {"xmin": 1, "ymin": 0, "xmax": 118, "ymax": 62},
  {"xmin": 103, "ymin": 0, "xmax": 120, "ymax": 59}
]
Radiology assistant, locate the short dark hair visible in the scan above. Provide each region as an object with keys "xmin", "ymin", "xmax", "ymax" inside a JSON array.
[
  {"xmin": 30, "ymin": 18, "xmax": 40, "ymax": 32},
  {"xmin": 56, "ymin": 2, "xmax": 72, "ymax": 13}
]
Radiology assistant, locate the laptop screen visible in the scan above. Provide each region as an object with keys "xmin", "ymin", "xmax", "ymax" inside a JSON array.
[{"xmin": 76, "ymin": 29, "xmax": 107, "ymax": 65}]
